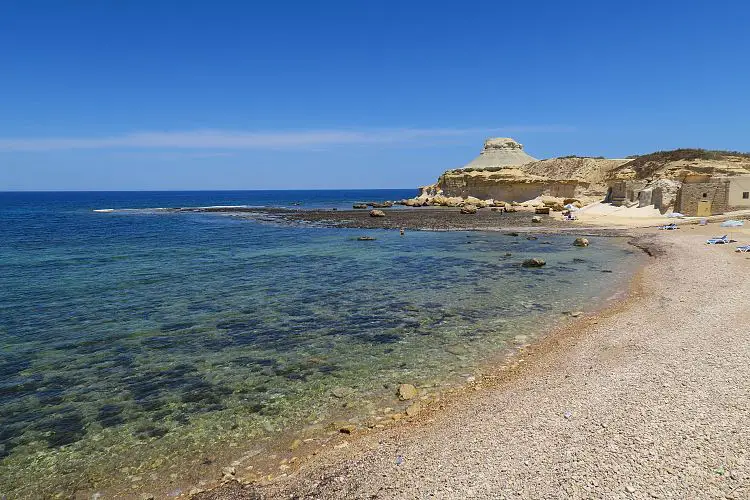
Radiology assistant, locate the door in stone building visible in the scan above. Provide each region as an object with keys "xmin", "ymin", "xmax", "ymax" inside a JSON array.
[{"xmin": 696, "ymin": 199, "xmax": 712, "ymax": 216}]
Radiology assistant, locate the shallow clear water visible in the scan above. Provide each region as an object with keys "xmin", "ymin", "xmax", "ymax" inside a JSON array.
[{"xmin": 0, "ymin": 191, "xmax": 639, "ymax": 497}]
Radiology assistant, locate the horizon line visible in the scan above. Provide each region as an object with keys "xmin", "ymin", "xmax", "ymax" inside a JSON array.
[{"xmin": 0, "ymin": 187, "xmax": 420, "ymax": 193}]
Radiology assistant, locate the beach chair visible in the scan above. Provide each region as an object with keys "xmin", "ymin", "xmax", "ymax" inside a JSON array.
[
  {"xmin": 658, "ymin": 223, "xmax": 678, "ymax": 230},
  {"xmin": 736, "ymin": 245, "xmax": 750, "ymax": 253},
  {"xmin": 706, "ymin": 235, "xmax": 729, "ymax": 245}
]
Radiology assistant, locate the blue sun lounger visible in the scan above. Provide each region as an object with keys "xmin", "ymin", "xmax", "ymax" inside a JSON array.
[
  {"xmin": 736, "ymin": 245, "xmax": 750, "ymax": 253},
  {"xmin": 658, "ymin": 223, "xmax": 678, "ymax": 230},
  {"xmin": 706, "ymin": 235, "xmax": 729, "ymax": 245}
]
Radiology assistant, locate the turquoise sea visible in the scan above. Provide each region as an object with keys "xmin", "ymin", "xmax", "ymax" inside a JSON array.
[{"xmin": 0, "ymin": 191, "xmax": 640, "ymax": 498}]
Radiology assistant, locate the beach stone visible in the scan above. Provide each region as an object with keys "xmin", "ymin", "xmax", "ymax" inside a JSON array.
[
  {"xmin": 570, "ymin": 311, "xmax": 583, "ymax": 317},
  {"xmin": 573, "ymin": 237, "xmax": 590, "ymax": 247},
  {"xmin": 398, "ymin": 383, "xmax": 418, "ymax": 400},
  {"xmin": 369, "ymin": 209, "xmax": 386, "ymax": 217},
  {"xmin": 352, "ymin": 204, "xmax": 367, "ymax": 209},
  {"xmin": 339, "ymin": 424, "xmax": 356, "ymax": 434},
  {"xmin": 221, "ymin": 466, "xmax": 236, "ymax": 478},
  {"xmin": 531, "ymin": 216, "xmax": 542, "ymax": 223},
  {"xmin": 460, "ymin": 204, "xmax": 478, "ymax": 214},
  {"xmin": 406, "ymin": 402, "xmax": 422, "ymax": 417},
  {"xmin": 139, "ymin": 494, "xmax": 155, "ymax": 500},
  {"xmin": 522, "ymin": 258, "xmax": 546, "ymax": 268}
]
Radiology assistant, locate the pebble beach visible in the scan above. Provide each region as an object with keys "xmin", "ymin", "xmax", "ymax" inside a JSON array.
[{"xmin": 198, "ymin": 224, "xmax": 750, "ymax": 499}]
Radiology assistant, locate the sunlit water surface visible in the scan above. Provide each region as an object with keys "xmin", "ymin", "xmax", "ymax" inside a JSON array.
[{"xmin": 0, "ymin": 191, "xmax": 641, "ymax": 497}]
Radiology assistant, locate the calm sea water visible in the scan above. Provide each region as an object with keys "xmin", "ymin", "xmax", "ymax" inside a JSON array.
[{"xmin": 0, "ymin": 191, "xmax": 639, "ymax": 498}]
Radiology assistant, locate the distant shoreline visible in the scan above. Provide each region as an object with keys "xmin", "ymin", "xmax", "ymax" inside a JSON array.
[{"xmin": 156, "ymin": 205, "xmax": 635, "ymax": 234}]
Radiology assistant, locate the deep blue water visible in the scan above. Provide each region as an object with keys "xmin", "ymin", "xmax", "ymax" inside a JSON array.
[{"xmin": 0, "ymin": 190, "xmax": 639, "ymax": 497}]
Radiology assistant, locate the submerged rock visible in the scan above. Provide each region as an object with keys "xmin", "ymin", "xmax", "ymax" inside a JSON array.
[
  {"xmin": 331, "ymin": 387, "xmax": 354, "ymax": 398},
  {"xmin": 352, "ymin": 204, "xmax": 367, "ymax": 209},
  {"xmin": 446, "ymin": 345, "xmax": 468, "ymax": 356},
  {"xmin": 522, "ymin": 258, "xmax": 546, "ymax": 268},
  {"xmin": 397, "ymin": 383, "xmax": 418, "ymax": 401},
  {"xmin": 573, "ymin": 237, "xmax": 590, "ymax": 247},
  {"xmin": 356, "ymin": 236, "xmax": 376, "ymax": 241}
]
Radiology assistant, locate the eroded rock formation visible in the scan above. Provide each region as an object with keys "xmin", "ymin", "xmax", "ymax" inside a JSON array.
[{"xmin": 413, "ymin": 138, "xmax": 627, "ymax": 207}]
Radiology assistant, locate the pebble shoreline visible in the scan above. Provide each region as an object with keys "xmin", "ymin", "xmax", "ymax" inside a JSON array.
[{"xmin": 195, "ymin": 227, "xmax": 750, "ymax": 499}]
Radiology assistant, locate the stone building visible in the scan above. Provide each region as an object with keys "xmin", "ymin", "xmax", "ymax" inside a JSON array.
[
  {"xmin": 607, "ymin": 175, "xmax": 750, "ymax": 216},
  {"xmin": 675, "ymin": 175, "xmax": 750, "ymax": 216},
  {"xmin": 728, "ymin": 176, "xmax": 750, "ymax": 210},
  {"xmin": 676, "ymin": 176, "xmax": 729, "ymax": 216}
]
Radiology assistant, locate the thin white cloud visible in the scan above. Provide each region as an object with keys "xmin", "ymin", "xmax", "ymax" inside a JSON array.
[{"xmin": 0, "ymin": 126, "xmax": 574, "ymax": 152}]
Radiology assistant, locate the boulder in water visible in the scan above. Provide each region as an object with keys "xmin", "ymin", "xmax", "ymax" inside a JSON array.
[
  {"xmin": 397, "ymin": 383, "xmax": 418, "ymax": 400},
  {"xmin": 522, "ymin": 258, "xmax": 546, "ymax": 268},
  {"xmin": 573, "ymin": 237, "xmax": 590, "ymax": 247}
]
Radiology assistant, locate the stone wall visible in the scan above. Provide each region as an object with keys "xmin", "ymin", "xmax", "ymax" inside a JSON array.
[{"xmin": 676, "ymin": 178, "xmax": 730, "ymax": 215}]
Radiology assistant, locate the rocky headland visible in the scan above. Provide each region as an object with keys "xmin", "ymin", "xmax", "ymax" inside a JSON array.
[
  {"xmin": 406, "ymin": 138, "xmax": 629, "ymax": 210},
  {"xmin": 399, "ymin": 138, "xmax": 750, "ymax": 216}
]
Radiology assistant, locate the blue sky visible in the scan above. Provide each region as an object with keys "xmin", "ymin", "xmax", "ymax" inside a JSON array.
[{"xmin": 1, "ymin": 1, "xmax": 749, "ymax": 190}]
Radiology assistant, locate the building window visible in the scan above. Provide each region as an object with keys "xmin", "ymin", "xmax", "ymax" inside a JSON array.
[
  {"xmin": 702, "ymin": 193, "xmax": 708, "ymax": 198},
  {"xmin": 743, "ymin": 191, "xmax": 749, "ymax": 199}
]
